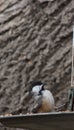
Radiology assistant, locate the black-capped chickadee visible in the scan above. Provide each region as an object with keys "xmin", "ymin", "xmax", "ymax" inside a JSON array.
[{"xmin": 29, "ymin": 81, "xmax": 55, "ymax": 113}]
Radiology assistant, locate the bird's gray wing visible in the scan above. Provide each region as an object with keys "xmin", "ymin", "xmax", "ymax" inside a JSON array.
[{"xmin": 32, "ymin": 96, "xmax": 42, "ymax": 113}]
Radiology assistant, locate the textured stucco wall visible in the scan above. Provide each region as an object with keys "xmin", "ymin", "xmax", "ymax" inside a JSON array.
[{"xmin": 0, "ymin": 0, "xmax": 74, "ymax": 129}]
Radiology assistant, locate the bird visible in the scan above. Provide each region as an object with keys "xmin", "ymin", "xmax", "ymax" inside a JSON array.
[{"xmin": 29, "ymin": 81, "xmax": 55, "ymax": 113}]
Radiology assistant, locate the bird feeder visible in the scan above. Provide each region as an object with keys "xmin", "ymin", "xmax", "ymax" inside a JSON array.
[{"xmin": 0, "ymin": 112, "xmax": 74, "ymax": 130}]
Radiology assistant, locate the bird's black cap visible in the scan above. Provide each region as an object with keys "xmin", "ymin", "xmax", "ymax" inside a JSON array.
[{"xmin": 31, "ymin": 81, "xmax": 43, "ymax": 86}]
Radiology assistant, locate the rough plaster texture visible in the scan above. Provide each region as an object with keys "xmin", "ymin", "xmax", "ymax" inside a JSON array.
[{"xmin": 0, "ymin": 0, "xmax": 74, "ymax": 129}]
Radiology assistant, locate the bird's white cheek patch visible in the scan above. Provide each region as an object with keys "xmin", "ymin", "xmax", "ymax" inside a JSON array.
[{"xmin": 32, "ymin": 85, "xmax": 43, "ymax": 95}]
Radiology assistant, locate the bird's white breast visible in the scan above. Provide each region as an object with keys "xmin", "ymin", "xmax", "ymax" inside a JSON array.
[{"xmin": 42, "ymin": 90, "xmax": 55, "ymax": 112}]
